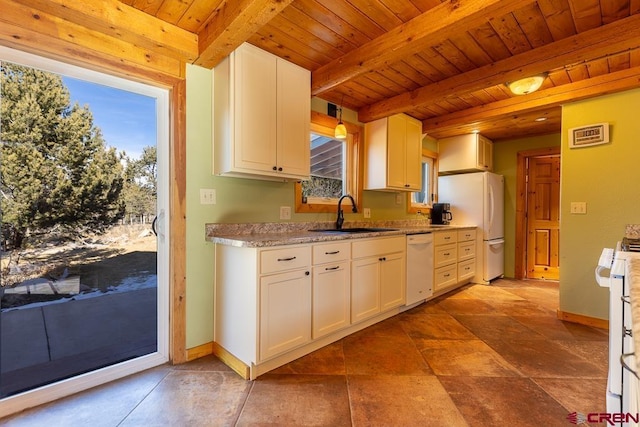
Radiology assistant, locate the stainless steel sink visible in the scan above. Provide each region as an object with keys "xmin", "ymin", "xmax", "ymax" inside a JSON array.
[{"xmin": 309, "ymin": 227, "xmax": 398, "ymax": 234}]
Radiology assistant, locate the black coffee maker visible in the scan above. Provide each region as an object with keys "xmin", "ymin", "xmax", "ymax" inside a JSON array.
[{"xmin": 431, "ymin": 203, "xmax": 452, "ymax": 225}]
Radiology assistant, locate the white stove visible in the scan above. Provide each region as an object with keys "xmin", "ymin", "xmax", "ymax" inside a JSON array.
[{"xmin": 596, "ymin": 245, "xmax": 640, "ymax": 426}]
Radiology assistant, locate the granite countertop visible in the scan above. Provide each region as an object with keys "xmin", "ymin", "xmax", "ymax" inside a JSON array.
[{"xmin": 206, "ymin": 220, "xmax": 477, "ymax": 248}]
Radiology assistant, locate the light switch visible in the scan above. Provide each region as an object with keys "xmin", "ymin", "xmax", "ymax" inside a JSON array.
[
  {"xmin": 280, "ymin": 206, "xmax": 291, "ymax": 220},
  {"xmin": 200, "ymin": 188, "xmax": 216, "ymax": 205},
  {"xmin": 570, "ymin": 202, "xmax": 586, "ymax": 214}
]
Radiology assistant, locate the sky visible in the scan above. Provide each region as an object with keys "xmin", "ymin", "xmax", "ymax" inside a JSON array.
[{"xmin": 62, "ymin": 76, "xmax": 157, "ymax": 160}]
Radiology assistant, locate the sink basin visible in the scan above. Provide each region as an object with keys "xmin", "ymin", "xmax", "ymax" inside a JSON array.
[{"xmin": 309, "ymin": 227, "xmax": 398, "ymax": 234}]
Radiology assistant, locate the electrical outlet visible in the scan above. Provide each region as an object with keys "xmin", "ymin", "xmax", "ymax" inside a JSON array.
[
  {"xmin": 200, "ymin": 188, "xmax": 216, "ymax": 205},
  {"xmin": 395, "ymin": 193, "xmax": 402, "ymax": 205},
  {"xmin": 363, "ymin": 208, "xmax": 371, "ymax": 218},
  {"xmin": 280, "ymin": 206, "xmax": 291, "ymax": 220},
  {"xmin": 570, "ymin": 202, "xmax": 587, "ymax": 214}
]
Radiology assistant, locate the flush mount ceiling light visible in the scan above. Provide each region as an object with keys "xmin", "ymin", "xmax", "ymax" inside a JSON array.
[
  {"xmin": 334, "ymin": 96, "xmax": 347, "ymax": 140},
  {"xmin": 506, "ymin": 73, "xmax": 548, "ymax": 95}
]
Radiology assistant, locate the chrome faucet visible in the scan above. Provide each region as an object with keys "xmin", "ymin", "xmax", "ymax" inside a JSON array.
[{"xmin": 336, "ymin": 194, "xmax": 357, "ymax": 230}]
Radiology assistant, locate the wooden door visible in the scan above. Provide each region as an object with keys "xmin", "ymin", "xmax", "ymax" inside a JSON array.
[{"xmin": 526, "ymin": 155, "xmax": 560, "ymax": 279}]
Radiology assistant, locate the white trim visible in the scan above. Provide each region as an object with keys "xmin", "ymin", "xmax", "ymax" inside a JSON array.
[
  {"xmin": 0, "ymin": 46, "xmax": 170, "ymax": 416},
  {"xmin": 0, "ymin": 353, "xmax": 167, "ymax": 417}
]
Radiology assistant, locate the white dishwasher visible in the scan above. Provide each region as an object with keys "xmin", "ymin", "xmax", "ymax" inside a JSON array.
[{"xmin": 406, "ymin": 233, "xmax": 434, "ymax": 305}]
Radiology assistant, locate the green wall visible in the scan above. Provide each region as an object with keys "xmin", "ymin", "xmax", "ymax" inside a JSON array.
[
  {"xmin": 492, "ymin": 134, "xmax": 561, "ymax": 278},
  {"xmin": 560, "ymin": 88, "xmax": 640, "ymax": 320},
  {"xmin": 185, "ymin": 66, "xmax": 640, "ymax": 347},
  {"xmin": 185, "ymin": 65, "xmax": 419, "ymax": 348}
]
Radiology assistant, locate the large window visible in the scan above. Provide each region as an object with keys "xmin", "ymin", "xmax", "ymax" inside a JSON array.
[
  {"xmin": 408, "ymin": 150, "xmax": 437, "ymax": 214},
  {"xmin": 295, "ymin": 113, "xmax": 362, "ymax": 213}
]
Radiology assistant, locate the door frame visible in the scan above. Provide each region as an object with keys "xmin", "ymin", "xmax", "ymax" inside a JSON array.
[{"xmin": 514, "ymin": 146, "xmax": 561, "ymax": 279}]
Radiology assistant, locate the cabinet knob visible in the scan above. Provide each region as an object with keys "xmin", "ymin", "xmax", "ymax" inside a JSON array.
[
  {"xmin": 278, "ymin": 167, "xmax": 283, "ymax": 171},
  {"xmin": 305, "ymin": 271, "xmax": 310, "ymax": 276},
  {"xmin": 272, "ymin": 166, "xmax": 277, "ymax": 171}
]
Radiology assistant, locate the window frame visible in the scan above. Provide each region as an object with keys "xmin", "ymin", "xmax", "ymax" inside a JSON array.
[
  {"xmin": 295, "ymin": 111, "xmax": 363, "ymax": 213},
  {"xmin": 407, "ymin": 148, "xmax": 438, "ymax": 214}
]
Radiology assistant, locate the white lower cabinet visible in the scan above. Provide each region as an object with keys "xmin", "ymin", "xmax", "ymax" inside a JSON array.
[
  {"xmin": 312, "ymin": 241, "xmax": 351, "ymax": 339},
  {"xmin": 351, "ymin": 236, "xmax": 406, "ymax": 323},
  {"xmin": 351, "ymin": 257, "xmax": 382, "ymax": 323},
  {"xmin": 433, "ymin": 228, "xmax": 477, "ymax": 295},
  {"xmin": 260, "ymin": 269, "xmax": 311, "ymax": 360},
  {"xmin": 214, "ymin": 235, "xmax": 408, "ymax": 379}
]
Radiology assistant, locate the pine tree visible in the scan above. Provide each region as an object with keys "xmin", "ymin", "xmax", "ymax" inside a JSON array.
[
  {"xmin": 122, "ymin": 146, "xmax": 156, "ymax": 224},
  {"xmin": 0, "ymin": 63, "xmax": 124, "ymax": 248}
]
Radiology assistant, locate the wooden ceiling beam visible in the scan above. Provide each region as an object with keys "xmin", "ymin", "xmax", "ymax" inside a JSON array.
[
  {"xmin": 311, "ymin": 0, "xmax": 535, "ymax": 96},
  {"xmin": 0, "ymin": 0, "xmax": 185, "ymax": 84},
  {"xmin": 422, "ymin": 65, "xmax": 640, "ymax": 136},
  {"xmin": 359, "ymin": 13, "xmax": 640, "ymax": 123},
  {"xmin": 195, "ymin": 0, "xmax": 294, "ymax": 68},
  {"xmin": 10, "ymin": 0, "xmax": 198, "ymax": 62}
]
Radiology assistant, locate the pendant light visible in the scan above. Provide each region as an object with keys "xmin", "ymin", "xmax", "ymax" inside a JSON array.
[
  {"xmin": 506, "ymin": 73, "xmax": 548, "ymax": 95},
  {"xmin": 334, "ymin": 96, "xmax": 347, "ymax": 140}
]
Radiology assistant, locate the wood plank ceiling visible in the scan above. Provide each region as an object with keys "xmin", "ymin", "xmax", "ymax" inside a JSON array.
[{"xmin": 119, "ymin": 0, "xmax": 640, "ymax": 140}]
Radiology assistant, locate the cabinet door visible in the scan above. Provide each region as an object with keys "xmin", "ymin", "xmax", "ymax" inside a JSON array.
[
  {"xmin": 404, "ymin": 116, "xmax": 422, "ymax": 190},
  {"xmin": 380, "ymin": 252, "xmax": 405, "ymax": 311},
  {"xmin": 312, "ymin": 261, "xmax": 350, "ymax": 338},
  {"xmin": 478, "ymin": 135, "xmax": 493, "ymax": 171},
  {"xmin": 260, "ymin": 269, "xmax": 311, "ymax": 361},
  {"xmin": 386, "ymin": 114, "xmax": 407, "ymax": 189},
  {"xmin": 351, "ymin": 257, "xmax": 381, "ymax": 323},
  {"xmin": 276, "ymin": 59, "xmax": 310, "ymax": 178},
  {"xmin": 234, "ymin": 44, "xmax": 278, "ymax": 174}
]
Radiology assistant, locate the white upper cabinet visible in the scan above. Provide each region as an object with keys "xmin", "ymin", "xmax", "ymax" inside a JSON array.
[
  {"xmin": 364, "ymin": 113, "xmax": 422, "ymax": 191},
  {"xmin": 213, "ymin": 43, "xmax": 310, "ymax": 180},
  {"xmin": 438, "ymin": 133, "xmax": 493, "ymax": 175}
]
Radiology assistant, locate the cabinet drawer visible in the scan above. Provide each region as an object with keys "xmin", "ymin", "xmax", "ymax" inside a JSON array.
[
  {"xmin": 434, "ymin": 243, "xmax": 457, "ymax": 268},
  {"xmin": 458, "ymin": 258, "xmax": 476, "ymax": 282},
  {"xmin": 434, "ymin": 265, "xmax": 457, "ymax": 291},
  {"xmin": 434, "ymin": 231, "xmax": 457, "ymax": 245},
  {"xmin": 458, "ymin": 228, "xmax": 476, "ymax": 242},
  {"xmin": 260, "ymin": 246, "xmax": 311, "ymax": 275},
  {"xmin": 313, "ymin": 241, "xmax": 351, "ymax": 265},
  {"xmin": 352, "ymin": 236, "xmax": 405, "ymax": 259},
  {"xmin": 458, "ymin": 240, "xmax": 476, "ymax": 261}
]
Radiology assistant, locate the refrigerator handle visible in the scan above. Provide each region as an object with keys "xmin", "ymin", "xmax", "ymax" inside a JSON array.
[
  {"xmin": 488, "ymin": 183, "xmax": 494, "ymax": 233},
  {"xmin": 488, "ymin": 239, "xmax": 505, "ymax": 246}
]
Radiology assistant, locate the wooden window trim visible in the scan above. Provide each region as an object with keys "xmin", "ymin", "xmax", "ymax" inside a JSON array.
[
  {"xmin": 407, "ymin": 148, "xmax": 438, "ymax": 214},
  {"xmin": 295, "ymin": 111, "xmax": 364, "ymax": 213}
]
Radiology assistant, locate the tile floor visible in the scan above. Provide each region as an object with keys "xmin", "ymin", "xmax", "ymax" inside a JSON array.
[{"xmin": 1, "ymin": 279, "xmax": 609, "ymax": 426}]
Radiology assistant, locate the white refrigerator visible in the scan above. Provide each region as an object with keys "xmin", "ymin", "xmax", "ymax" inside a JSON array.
[{"xmin": 438, "ymin": 171, "xmax": 505, "ymax": 284}]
